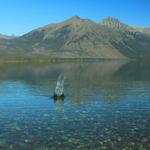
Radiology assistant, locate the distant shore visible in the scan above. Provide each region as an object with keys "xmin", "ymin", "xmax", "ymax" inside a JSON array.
[{"xmin": 0, "ymin": 54, "xmax": 130, "ymax": 63}]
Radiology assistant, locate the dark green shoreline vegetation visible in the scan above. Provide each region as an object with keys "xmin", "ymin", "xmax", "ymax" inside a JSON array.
[{"xmin": 0, "ymin": 54, "xmax": 129, "ymax": 63}]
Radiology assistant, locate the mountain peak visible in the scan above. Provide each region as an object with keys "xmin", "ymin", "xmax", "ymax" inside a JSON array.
[
  {"xmin": 66, "ymin": 16, "xmax": 81, "ymax": 22},
  {"xmin": 61, "ymin": 16, "xmax": 95, "ymax": 26},
  {"xmin": 101, "ymin": 16, "xmax": 122, "ymax": 25},
  {"xmin": 102, "ymin": 16, "xmax": 120, "ymax": 22},
  {"xmin": 100, "ymin": 16, "xmax": 129, "ymax": 30},
  {"xmin": 70, "ymin": 16, "xmax": 81, "ymax": 20}
]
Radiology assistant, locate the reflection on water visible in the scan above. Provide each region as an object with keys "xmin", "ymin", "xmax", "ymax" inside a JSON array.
[
  {"xmin": 54, "ymin": 99, "xmax": 64, "ymax": 111},
  {"xmin": 0, "ymin": 61, "xmax": 150, "ymax": 150}
]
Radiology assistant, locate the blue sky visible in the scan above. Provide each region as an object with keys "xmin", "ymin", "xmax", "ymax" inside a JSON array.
[{"xmin": 0, "ymin": 0, "xmax": 150, "ymax": 35}]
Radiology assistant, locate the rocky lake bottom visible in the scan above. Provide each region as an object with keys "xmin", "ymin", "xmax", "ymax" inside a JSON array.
[{"xmin": 0, "ymin": 61, "xmax": 150, "ymax": 150}]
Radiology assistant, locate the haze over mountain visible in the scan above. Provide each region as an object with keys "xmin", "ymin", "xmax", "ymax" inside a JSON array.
[
  {"xmin": 0, "ymin": 33, "xmax": 17, "ymax": 39},
  {"xmin": 0, "ymin": 16, "xmax": 150, "ymax": 59}
]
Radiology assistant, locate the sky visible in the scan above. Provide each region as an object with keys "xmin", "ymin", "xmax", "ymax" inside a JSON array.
[{"xmin": 0, "ymin": 0, "xmax": 150, "ymax": 35}]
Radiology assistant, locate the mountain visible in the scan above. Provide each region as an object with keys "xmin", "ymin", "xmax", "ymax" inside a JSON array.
[
  {"xmin": 0, "ymin": 33, "xmax": 17, "ymax": 39},
  {"xmin": 99, "ymin": 17, "xmax": 150, "ymax": 59},
  {"xmin": 133, "ymin": 27, "xmax": 150, "ymax": 34},
  {"xmin": 100, "ymin": 17, "xmax": 132, "ymax": 31},
  {"xmin": 0, "ymin": 16, "xmax": 150, "ymax": 59}
]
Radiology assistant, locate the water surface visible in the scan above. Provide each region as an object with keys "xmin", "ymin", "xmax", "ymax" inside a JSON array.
[{"xmin": 0, "ymin": 61, "xmax": 150, "ymax": 150}]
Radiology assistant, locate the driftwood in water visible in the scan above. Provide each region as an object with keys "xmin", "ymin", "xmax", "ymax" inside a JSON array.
[{"xmin": 53, "ymin": 73, "xmax": 65, "ymax": 100}]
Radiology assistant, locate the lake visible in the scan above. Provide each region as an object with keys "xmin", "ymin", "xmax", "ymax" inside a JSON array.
[{"xmin": 0, "ymin": 61, "xmax": 150, "ymax": 150}]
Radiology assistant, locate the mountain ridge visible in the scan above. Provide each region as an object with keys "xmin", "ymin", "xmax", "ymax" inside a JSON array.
[
  {"xmin": 0, "ymin": 33, "xmax": 17, "ymax": 39},
  {"xmin": 0, "ymin": 16, "xmax": 150, "ymax": 60}
]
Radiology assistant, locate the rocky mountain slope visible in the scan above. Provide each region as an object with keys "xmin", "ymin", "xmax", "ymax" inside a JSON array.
[
  {"xmin": 133, "ymin": 27, "xmax": 150, "ymax": 34},
  {"xmin": 0, "ymin": 16, "xmax": 150, "ymax": 59}
]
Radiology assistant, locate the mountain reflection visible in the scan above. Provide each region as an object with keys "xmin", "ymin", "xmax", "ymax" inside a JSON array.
[{"xmin": 0, "ymin": 60, "xmax": 150, "ymax": 106}]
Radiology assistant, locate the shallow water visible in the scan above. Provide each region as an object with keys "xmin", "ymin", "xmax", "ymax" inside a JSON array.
[{"xmin": 0, "ymin": 61, "xmax": 150, "ymax": 150}]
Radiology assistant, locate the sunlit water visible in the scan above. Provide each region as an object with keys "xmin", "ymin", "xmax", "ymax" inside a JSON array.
[{"xmin": 0, "ymin": 61, "xmax": 150, "ymax": 150}]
